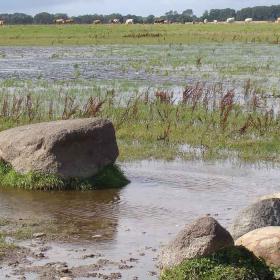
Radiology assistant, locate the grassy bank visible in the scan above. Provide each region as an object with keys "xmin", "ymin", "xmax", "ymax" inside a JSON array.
[
  {"xmin": 0, "ymin": 82, "xmax": 279, "ymax": 163},
  {"xmin": 0, "ymin": 23, "xmax": 280, "ymax": 45},
  {"xmin": 0, "ymin": 161, "xmax": 129, "ymax": 190}
]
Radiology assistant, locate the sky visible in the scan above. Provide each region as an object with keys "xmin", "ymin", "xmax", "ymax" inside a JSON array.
[{"xmin": 1, "ymin": 0, "xmax": 280, "ymax": 16}]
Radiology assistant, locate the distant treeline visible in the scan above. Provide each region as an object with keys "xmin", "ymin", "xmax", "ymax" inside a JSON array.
[{"xmin": 1, "ymin": 5, "xmax": 280, "ymax": 24}]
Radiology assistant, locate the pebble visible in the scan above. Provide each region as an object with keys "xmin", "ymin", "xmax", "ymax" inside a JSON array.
[
  {"xmin": 92, "ymin": 235, "xmax": 102, "ymax": 239},
  {"xmin": 33, "ymin": 232, "xmax": 46, "ymax": 238}
]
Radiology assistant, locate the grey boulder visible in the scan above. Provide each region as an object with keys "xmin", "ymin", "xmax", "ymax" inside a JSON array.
[
  {"xmin": 159, "ymin": 217, "xmax": 234, "ymax": 270},
  {"xmin": 0, "ymin": 118, "xmax": 119, "ymax": 179},
  {"xmin": 230, "ymin": 198, "xmax": 280, "ymax": 240}
]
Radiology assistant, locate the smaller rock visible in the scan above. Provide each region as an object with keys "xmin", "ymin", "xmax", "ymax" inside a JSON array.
[
  {"xmin": 92, "ymin": 234, "xmax": 102, "ymax": 239},
  {"xmin": 159, "ymin": 217, "xmax": 234, "ymax": 270},
  {"xmin": 230, "ymin": 198, "xmax": 280, "ymax": 240},
  {"xmin": 33, "ymin": 233, "xmax": 46, "ymax": 238},
  {"xmin": 236, "ymin": 226, "xmax": 280, "ymax": 267},
  {"xmin": 258, "ymin": 193, "xmax": 280, "ymax": 201}
]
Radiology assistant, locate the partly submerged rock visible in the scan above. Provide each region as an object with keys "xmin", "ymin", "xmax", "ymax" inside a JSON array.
[
  {"xmin": 159, "ymin": 217, "xmax": 234, "ymax": 270},
  {"xmin": 230, "ymin": 198, "xmax": 280, "ymax": 240},
  {"xmin": 0, "ymin": 118, "xmax": 118, "ymax": 179},
  {"xmin": 236, "ymin": 226, "xmax": 280, "ymax": 268}
]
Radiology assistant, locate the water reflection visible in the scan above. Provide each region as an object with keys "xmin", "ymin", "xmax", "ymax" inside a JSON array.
[{"xmin": 1, "ymin": 160, "xmax": 280, "ymax": 279}]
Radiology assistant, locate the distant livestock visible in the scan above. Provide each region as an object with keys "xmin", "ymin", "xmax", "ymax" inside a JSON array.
[
  {"xmin": 93, "ymin": 20, "xmax": 101, "ymax": 24},
  {"xmin": 0, "ymin": 20, "xmax": 4, "ymax": 26},
  {"xmin": 226, "ymin": 17, "xmax": 235, "ymax": 23},
  {"xmin": 111, "ymin": 19, "xmax": 120, "ymax": 24},
  {"xmin": 245, "ymin": 18, "xmax": 253, "ymax": 23},
  {"xmin": 55, "ymin": 19, "xmax": 65, "ymax": 24},
  {"xmin": 154, "ymin": 19, "xmax": 165, "ymax": 24},
  {"xmin": 54, "ymin": 18, "xmax": 74, "ymax": 24},
  {"xmin": 204, "ymin": 19, "xmax": 208, "ymax": 24},
  {"xmin": 125, "ymin": 19, "xmax": 134, "ymax": 24},
  {"xmin": 64, "ymin": 19, "xmax": 74, "ymax": 24},
  {"xmin": 213, "ymin": 20, "xmax": 218, "ymax": 24},
  {"xmin": 276, "ymin": 17, "xmax": 280, "ymax": 23}
]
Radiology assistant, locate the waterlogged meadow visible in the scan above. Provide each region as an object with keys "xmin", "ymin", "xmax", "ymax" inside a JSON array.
[
  {"xmin": 0, "ymin": 44, "xmax": 280, "ymax": 162},
  {"xmin": 1, "ymin": 28, "xmax": 280, "ymax": 279}
]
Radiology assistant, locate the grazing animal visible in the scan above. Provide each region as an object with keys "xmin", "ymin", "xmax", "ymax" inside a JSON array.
[
  {"xmin": 55, "ymin": 19, "xmax": 65, "ymax": 24},
  {"xmin": 93, "ymin": 20, "xmax": 101, "ymax": 24},
  {"xmin": 213, "ymin": 20, "xmax": 218, "ymax": 24},
  {"xmin": 226, "ymin": 17, "xmax": 235, "ymax": 23},
  {"xmin": 111, "ymin": 19, "xmax": 120, "ymax": 24},
  {"xmin": 204, "ymin": 19, "xmax": 208, "ymax": 24},
  {"xmin": 64, "ymin": 19, "xmax": 74, "ymax": 24},
  {"xmin": 276, "ymin": 17, "xmax": 280, "ymax": 23},
  {"xmin": 245, "ymin": 18, "xmax": 253, "ymax": 23},
  {"xmin": 125, "ymin": 19, "xmax": 134, "ymax": 24},
  {"xmin": 0, "ymin": 20, "xmax": 4, "ymax": 26},
  {"xmin": 154, "ymin": 19, "xmax": 165, "ymax": 24}
]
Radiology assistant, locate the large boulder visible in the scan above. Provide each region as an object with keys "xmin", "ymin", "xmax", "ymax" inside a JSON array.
[
  {"xmin": 159, "ymin": 217, "xmax": 234, "ymax": 270},
  {"xmin": 236, "ymin": 226, "xmax": 280, "ymax": 267},
  {"xmin": 0, "ymin": 118, "xmax": 119, "ymax": 179},
  {"xmin": 230, "ymin": 198, "xmax": 280, "ymax": 240}
]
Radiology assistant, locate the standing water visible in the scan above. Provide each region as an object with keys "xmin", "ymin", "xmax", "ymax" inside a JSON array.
[{"xmin": 0, "ymin": 160, "xmax": 279, "ymax": 279}]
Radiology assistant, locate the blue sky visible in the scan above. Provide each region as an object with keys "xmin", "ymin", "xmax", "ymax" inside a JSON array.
[{"xmin": 2, "ymin": 0, "xmax": 280, "ymax": 16}]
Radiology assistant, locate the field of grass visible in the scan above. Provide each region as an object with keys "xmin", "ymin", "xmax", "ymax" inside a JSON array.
[{"xmin": 1, "ymin": 23, "xmax": 280, "ymax": 45}]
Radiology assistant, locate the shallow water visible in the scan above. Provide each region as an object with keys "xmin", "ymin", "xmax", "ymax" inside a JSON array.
[
  {"xmin": 0, "ymin": 44, "xmax": 280, "ymax": 90},
  {"xmin": 0, "ymin": 160, "xmax": 280, "ymax": 279}
]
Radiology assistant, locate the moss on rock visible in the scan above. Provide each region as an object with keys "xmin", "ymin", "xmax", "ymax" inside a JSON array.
[
  {"xmin": 0, "ymin": 161, "xmax": 129, "ymax": 190},
  {"xmin": 160, "ymin": 246, "xmax": 275, "ymax": 280}
]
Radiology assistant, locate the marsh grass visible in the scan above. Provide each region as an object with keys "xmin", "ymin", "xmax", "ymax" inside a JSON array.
[
  {"xmin": 0, "ymin": 80, "xmax": 279, "ymax": 162},
  {"xmin": 0, "ymin": 161, "xmax": 129, "ymax": 190}
]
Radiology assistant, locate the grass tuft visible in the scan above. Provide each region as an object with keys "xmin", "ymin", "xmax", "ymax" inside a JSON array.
[{"xmin": 0, "ymin": 161, "xmax": 129, "ymax": 191}]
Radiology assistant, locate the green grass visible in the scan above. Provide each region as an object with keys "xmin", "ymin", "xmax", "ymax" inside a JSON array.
[
  {"xmin": 0, "ymin": 161, "xmax": 129, "ymax": 190},
  {"xmin": 1, "ymin": 23, "xmax": 280, "ymax": 45},
  {"xmin": 160, "ymin": 246, "xmax": 275, "ymax": 280},
  {"xmin": 0, "ymin": 85, "xmax": 280, "ymax": 163}
]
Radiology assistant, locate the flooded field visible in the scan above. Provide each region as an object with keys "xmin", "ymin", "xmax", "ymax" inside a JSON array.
[
  {"xmin": 0, "ymin": 43, "xmax": 280, "ymax": 279},
  {"xmin": 1, "ymin": 44, "xmax": 280, "ymax": 96},
  {"xmin": 1, "ymin": 160, "xmax": 280, "ymax": 279}
]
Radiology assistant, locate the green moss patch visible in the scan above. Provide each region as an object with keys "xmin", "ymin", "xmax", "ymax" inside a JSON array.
[
  {"xmin": 0, "ymin": 161, "xmax": 130, "ymax": 191},
  {"xmin": 161, "ymin": 246, "xmax": 275, "ymax": 280}
]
